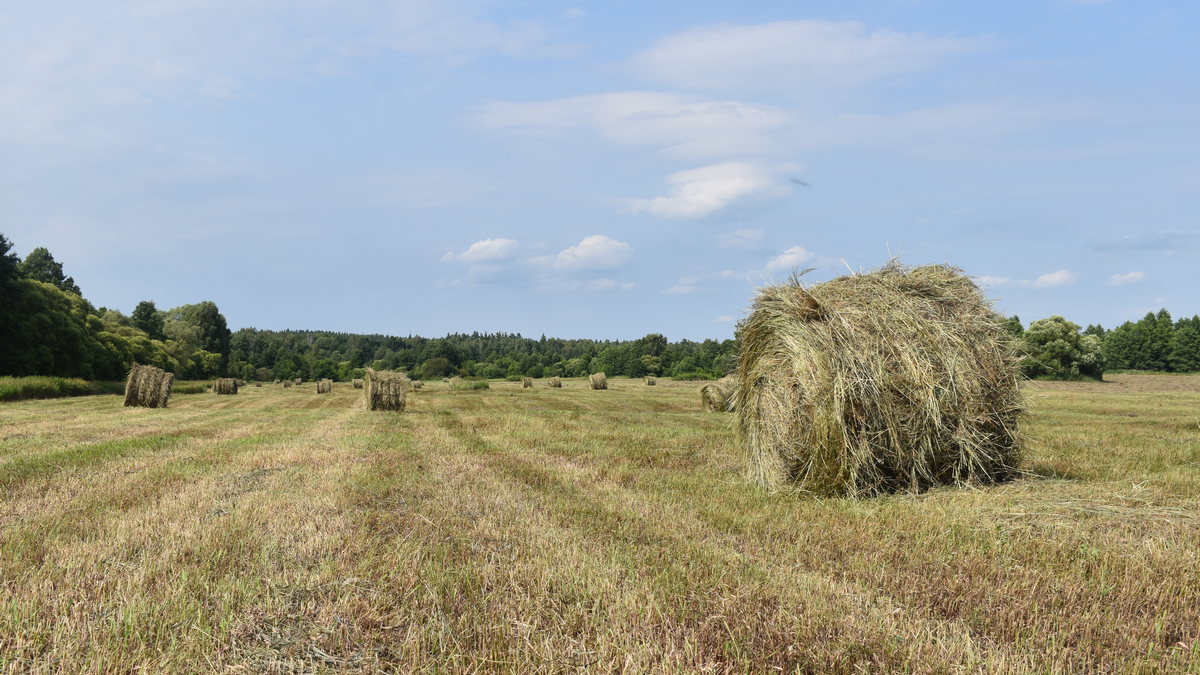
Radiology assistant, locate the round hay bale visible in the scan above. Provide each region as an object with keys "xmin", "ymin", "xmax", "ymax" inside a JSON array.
[
  {"xmin": 644, "ymin": 375, "xmax": 657, "ymax": 386},
  {"xmin": 282, "ymin": 380, "xmax": 293, "ymax": 388},
  {"xmin": 589, "ymin": 372, "xmax": 607, "ymax": 390},
  {"xmin": 521, "ymin": 376, "xmax": 533, "ymax": 388},
  {"xmin": 352, "ymin": 378, "xmax": 364, "ymax": 389},
  {"xmin": 316, "ymin": 379, "xmax": 332, "ymax": 394},
  {"xmin": 735, "ymin": 263, "xmax": 1023, "ymax": 496},
  {"xmin": 547, "ymin": 376, "xmax": 562, "ymax": 388},
  {"xmin": 700, "ymin": 383, "xmax": 732, "ymax": 412},
  {"xmin": 411, "ymin": 380, "xmax": 424, "ymax": 390},
  {"xmin": 364, "ymin": 368, "xmax": 409, "ymax": 412},
  {"xmin": 123, "ymin": 363, "xmax": 174, "ymax": 408},
  {"xmin": 213, "ymin": 378, "xmax": 238, "ymax": 395}
]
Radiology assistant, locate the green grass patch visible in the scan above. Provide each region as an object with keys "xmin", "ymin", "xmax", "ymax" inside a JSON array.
[{"xmin": 0, "ymin": 376, "xmax": 93, "ymax": 402}]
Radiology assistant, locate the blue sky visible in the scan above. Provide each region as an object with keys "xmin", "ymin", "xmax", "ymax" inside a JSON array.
[{"xmin": 3, "ymin": 0, "xmax": 1197, "ymax": 340}]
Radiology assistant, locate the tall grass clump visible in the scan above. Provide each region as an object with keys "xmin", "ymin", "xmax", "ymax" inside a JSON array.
[
  {"xmin": 123, "ymin": 364, "xmax": 174, "ymax": 408},
  {"xmin": 213, "ymin": 378, "xmax": 238, "ymax": 395},
  {"xmin": 735, "ymin": 263, "xmax": 1023, "ymax": 496},
  {"xmin": 364, "ymin": 369, "xmax": 409, "ymax": 412},
  {"xmin": 589, "ymin": 373, "xmax": 607, "ymax": 390},
  {"xmin": 0, "ymin": 376, "xmax": 92, "ymax": 402}
]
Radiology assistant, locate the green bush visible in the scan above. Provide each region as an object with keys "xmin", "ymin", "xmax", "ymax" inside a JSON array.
[
  {"xmin": 1020, "ymin": 316, "xmax": 1104, "ymax": 380},
  {"xmin": 0, "ymin": 376, "xmax": 92, "ymax": 401},
  {"xmin": 450, "ymin": 379, "xmax": 490, "ymax": 390},
  {"xmin": 173, "ymin": 382, "xmax": 208, "ymax": 394}
]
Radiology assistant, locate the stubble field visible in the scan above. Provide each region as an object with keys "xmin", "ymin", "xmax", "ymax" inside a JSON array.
[{"xmin": 1, "ymin": 375, "xmax": 1198, "ymax": 673}]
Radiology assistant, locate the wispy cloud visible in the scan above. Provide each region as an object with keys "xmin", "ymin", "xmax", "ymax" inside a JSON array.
[
  {"xmin": 1032, "ymin": 270, "xmax": 1078, "ymax": 288},
  {"xmin": 630, "ymin": 20, "xmax": 991, "ymax": 95},
  {"xmin": 1106, "ymin": 270, "xmax": 1145, "ymax": 286},
  {"xmin": 627, "ymin": 161, "xmax": 791, "ymax": 219},
  {"xmin": 536, "ymin": 234, "xmax": 632, "ymax": 271},
  {"xmin": 441, "ymin": 237, "xmax": 520, "ymax": 263},
  {"xmin": 766, "ymin": 246, "xmax": 815, "ymax": 272}
]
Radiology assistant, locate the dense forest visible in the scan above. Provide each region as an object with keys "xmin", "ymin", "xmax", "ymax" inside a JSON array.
[{"xmin": 2, "ymin": 232, "xmax": 1199, "ymax": 383}]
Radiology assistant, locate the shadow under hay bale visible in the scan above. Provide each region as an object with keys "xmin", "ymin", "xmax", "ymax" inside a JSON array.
[
  {"xmin": 736, "ymin": 262, "xmax": 1024, "ymax": 496},
  {"xmin": 522, "ymin": 377, "xmax": 533, "ymax": 388},
  {"xmin": 644, "ymin": 376, "xmax": 657, "ymax": 386},
  {"xmin": 213, "ymin": 378, "xmax": 238, "ymax": 395},
  {"xmin": 589, "ymin": 372, "xmax": 607, "ymax": 390},
  {"xmin": 316, "ymin": 379, "xmax": 332, "ymax": 394},
  {"xmin": 364, "ymin": 368, "xmax": 409, "ymax": 412},
  {"xmin": 547, "ymin": 376, "xmax": 562, "ymax": 388},
  {"xmin": 352, "ymin": 378, "xmax": 364, "ymax": 389},
  {"xmin": 123, "ymin": 363, "xmax": 174, "ymax": 408}
]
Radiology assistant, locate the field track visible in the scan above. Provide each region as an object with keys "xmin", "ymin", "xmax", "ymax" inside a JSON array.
[{"xmin": 1, "ymin": 375, "xmax": 1198, "ymax": 672}]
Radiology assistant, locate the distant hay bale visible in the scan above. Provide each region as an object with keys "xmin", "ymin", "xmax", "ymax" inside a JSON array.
[
  {"xmin": 316, "ymin": 379, "xmax": 332, "ymax": 394},
  {"xmin": 254, "ymin": 381, "xmax": 262, "ymax": 387},
  {"xmin": 294, "ymin": 378, "xmax": 302, "ymax": 385},
  {"xmin": 364, "ymin": 368, "xmax": 409, "ymax": 412},
  {"xmin": 273, "ymin": 379, "xmax": 280, "ymax": 384},
  {"xmin": 521, "ymin": 377, "xmax": 533, "ymax": 388},
  {"xmin": 410, "ymin": 380, "xmax": 423, "ymax": 389},
  {"xmin": 213, "ymin": 378, "xmax": 238, "ymax": 395},
  {"xmin": 700, "ymin": 383, "xmax": 732, "ymax": 412},
  {"xmin": 282, "ymin": 380, "xmax": 293, "ymax": 388},
  {"xmin": 589, "ymin": 372, "xmax": 607, "ymax": 390},
  {"xmin": 123, "ymin": 363, "xmax": 174, "ymax": 408},
  {"xmin": 352, "ymin": 378, "xmax": 364, "ymax": 389},
  {"xmin": 235, "ymin": 379, "xmax": 246, "ymax": 387},
  {"xmin": 644, "ymin": 376, "xmax": 657, "ymax": 386},
  {"xmin": 448, "ymin": 376, "xmax": 463, "ymax": 388},
  {"xmin": 736, "ymin": 263, "xmax": 1024, "ymax": 496},
  {"xmin": 547, "ymin": 376, "xmax": 562, "ymax": 388}
]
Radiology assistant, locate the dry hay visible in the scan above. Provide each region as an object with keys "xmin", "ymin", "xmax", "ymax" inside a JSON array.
[
  {"xmin": 700, "ymin": 383, "xmax": 733, "ymax": 413},
  {"xmin": 294, "ymin": 378, "xmax": 303, "ymax": 385},
  {"xmin": 282, "ymin": 380, "xmax": 293, "ymax": 388},
  {"xmin": 273, "ymin": 379, "xmax": 280, "ymax": 384},
  {"xmin": 547, "ymin": 376, "xmax": 562, "ymax": 388},
  {"xmin": 589, "ymin": 372, "xmax": 607, "ymax": 390},
  {"xmin": 213, "ymin": 378, "xmax": 239, "ymax": 395},
  {"xmin": 736, "ymin": 263, "xmax": 1023, "ymax": 496},
  {"xmin": 123, "ymin": 363, "xmax": 174, "ymax": 408},
  {"xmin": 316, "ymin": 379, "xmax": 332, "ymax": 394},
  {"xmin": 448, "ymin": 376, "xmax": 463, "ymax": 388},
  {"xmin": 644, "ymin": 375, "xmax": 657, "ymax": 386},
  {"xmin": 254, "ymin": 381, "xmax": 262, "ymax": 387},
  {"xmin": 522, "ymin": 376, "xmax": 533, "ymax": 388},
  {"xmin": 364, "ymin": 368, "xmax": 410, "ymax": 412},
  {"xmin": 352, "ymin": 378, "xmax": 364, "ymax": 389},
  {"xmin": 410, "ymin": 380, "xmax": 424, "ymax": 390}
]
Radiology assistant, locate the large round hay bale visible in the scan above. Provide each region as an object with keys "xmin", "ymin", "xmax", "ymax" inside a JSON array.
[
  {"xmin": 213, "ymin": 378, "xmax": 238, "ymax": 395},
  {"xmin": 547, "ymin": 376, "xmax": 562, "ymax": 388},
  {"xmin": 521, "ymin": 376, "xmax": 533, "ymax": 388},
  {"xmin": 735, "ymin": 263, "xmax": 1023, "ymax": 496},
  {"xmin": 700, "ymin": 383, "xmax": 732, "ymax": 412},
  {"xmin": 644, "ymin": 375, "xmax": 657, "ymax": 386},
  {"xmin": 316, "ymin": 379, "xmax": 332, "ymax": 394},
  {"xmin": 123, "ymin": 363, "xmax": 174, "ymax": 408},
  {"xmin": 282, "ymin": 380, "xmax": 293, "ymax": 388},
  {"xmin": 364, "ymin": 368, "xmax": 409, "ymax": 411},
  {"xmin": 410, "ymin": 380, "xmax": 424, "ymax": 390},
  {"xmin": 589, "ymin": 372, "xmax": 607, "ymax": 390}
]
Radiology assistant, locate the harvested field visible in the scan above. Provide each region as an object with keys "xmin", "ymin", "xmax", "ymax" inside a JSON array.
[{"xmin": 0, "ymin": 375, "xmax": 1197, "ymax": 672}]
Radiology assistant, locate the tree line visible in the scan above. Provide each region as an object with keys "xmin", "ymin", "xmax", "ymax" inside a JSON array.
[{"xmin": 4, "ymin": 233, "xmax": 1199, "ymax": 383}]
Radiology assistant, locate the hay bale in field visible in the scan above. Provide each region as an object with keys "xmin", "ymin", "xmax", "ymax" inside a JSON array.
[
  {"xmin": 123, "ymin": 363, "xmax": 174, "ymax": 408},
  {"xmin": 294, "ymin": 378, "xmax": 302, "ymax": 385},
  {"xmin": 282, "ymin": 380, "xmax": 293, "ymax": 388},
  {"xmin": 316, "ymin": 379, "xmax": 332, "ymax": 394},
  {"xmin": 448, "ymin": 376, "xmax": 462, "ymax": 388},
  {"xmin": 644, "ymin": 375, "xmax": 657, "ymax": 386},
  {"xmin": 254, "ymin": 381, "xmax": 262, "ymax": 387},
  {"xmin": 522, "ymin": 376, "xmax": 533, "ymax": 388},
  {"xmin": 700, "ymin": 383, "xmax": 733, "ymax": 412},
  {"xmin": 589, "ymin": 372, "xmax": 607, "ymax": 390},
  {"xmin": 352, "ymin": 378, "xmax": 364, "ymax": 389},
  {"xmin": 736, "ymin": 263, "xmax": 1023, "ymax": 496},
  {"xmin": 364, "ymin": 368, "xmax": 409, "ymax": 412},
  {"xmin": 547, "ymin": 376, "xmax": 562, "ymax": 388},
  {"xmin": 213, "ymin": 378, "xmax": 238, "ymax": 395},
  {"xmin": 273, "ymin": 379, "xmax": 280, "ymax": 384},
  {"xmin": 410, "ymin": 380, "xmax": 423, "ymax": 390}
]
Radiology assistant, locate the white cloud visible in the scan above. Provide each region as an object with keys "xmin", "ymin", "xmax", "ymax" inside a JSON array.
[
  {"xmin": 1106, "ymin": 270, "xmax": 1145, "ymax": 286},
  {"xmin": 976, "ymin": 275, "xmax": 1016, "ymax": 287},
  {"xmin": 441, "ymin": 237, "xmax": 519, "ymax": 263},
  {"xmin": 538, "ymin": 234, "xmax": 632, "ymax": 271},
  {"xmin": 630, "ymin": 20, "xmax": 988, "ymax": 94},
  {"xmin": 714, "ymin": 315, "xmax": 735, "ymax": 323},
  {"xmin": 476, "ymin": 92, "xmax": 791, "ymax": 159},
  {"xmin": 717, "ymin": 228, "xmax": 765, "ymax": 249},
  {"xmin": 766, "ymin": 246, "xmax": 815, "ymax": 272},
  {"xmin": 628, "ymin": 161, "xmax": 791, "ymax": 219},
  {"xmin": 1032, "ymin": 270, "xmax": 1078, "ymax": 288}
]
